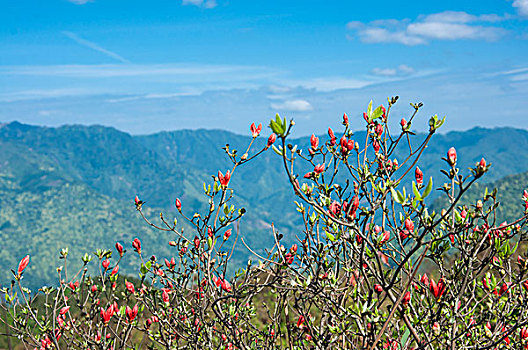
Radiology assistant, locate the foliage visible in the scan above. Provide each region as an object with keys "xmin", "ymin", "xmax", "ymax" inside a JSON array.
[{"xmin": 2, "ymin": 99, "xmax": 528, "ymax": 349}]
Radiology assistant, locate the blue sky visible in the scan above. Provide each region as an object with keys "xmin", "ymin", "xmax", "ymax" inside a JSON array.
[{"xmin": 0, "ymin": 0, "xmax": 527, "ymax": 136}]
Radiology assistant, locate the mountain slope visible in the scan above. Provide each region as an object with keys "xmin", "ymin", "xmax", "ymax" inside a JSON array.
[{"xmin": 1, "ymin": 121, "xmax": 528, "ymax": 289}]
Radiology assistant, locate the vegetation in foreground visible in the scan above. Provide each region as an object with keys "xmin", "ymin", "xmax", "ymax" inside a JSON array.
[{"xmin": 2, "ymin": 97, "xmax": 528, "ymax": 349}]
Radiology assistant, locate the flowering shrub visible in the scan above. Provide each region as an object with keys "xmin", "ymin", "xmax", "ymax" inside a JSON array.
[{"xmin": 3, "ymin": 98, "xmax": 528, "ymax": 349}]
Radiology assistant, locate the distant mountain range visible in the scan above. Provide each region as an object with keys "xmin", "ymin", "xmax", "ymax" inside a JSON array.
[{"xmin": 1, "ymin": 121, "xmax": 527, "ymax": 289}]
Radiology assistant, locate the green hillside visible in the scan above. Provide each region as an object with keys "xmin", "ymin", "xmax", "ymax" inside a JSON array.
[{"xmin": 1, "ymin": 121, "xmax": 528, "ymax": 289}]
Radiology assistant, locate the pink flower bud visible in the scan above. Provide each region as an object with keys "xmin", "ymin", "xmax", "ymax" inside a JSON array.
[
  {"xmin": 175, "ymin": 198, "xmax": 182, "ymax": 211},
  {"xmin": 447, "ymin": 147, "xmax": 457, "ymax": 165},
  {"xmin": 400, "ymin": 118, "xmax": 407, "ymax": 128}
]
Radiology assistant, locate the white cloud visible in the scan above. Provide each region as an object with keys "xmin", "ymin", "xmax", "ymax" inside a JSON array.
[
  {"xmin": 67, "ymin": 0, "xmax": 92, "ymax": 4},
  {"xmin": 182, "ymin": 0, "xmax": 217, "ymax": 9},
  {"xmin": 270, "ymin": 99, "xmax": 313, "ymax": 112},
  {"xmin": 370, "ymin": 64, "xmax": 415, "ymax": 77},
  {"xmin": 513, "ymin": 0, "xmax": 528, "ymax": 17},
  {"xmin": 63, "ymin": 32, "xmax": 130, "ymax": 63},
  {"xmin": 347, "ymin": 11, "xmax": 507, "ymax": 45}
]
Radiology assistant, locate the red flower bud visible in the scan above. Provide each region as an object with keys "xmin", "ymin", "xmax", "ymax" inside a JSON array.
[
  {"xmin": 343, "ymin": 113, "xmax": 349, "ymax": 126},
  {"xmin": 310, "ymin": 134, "xmax": 319, "ymax": 150},
  {"xmin": 402, "ymin": 291, "xmax": 411, "ymax": 305},
  {"xmin": 111, "ymin": 265, "xmax": 119, "ymax": 276},
  {"xmin": 374, "ymin": 284, "xmax": 383, "ymax": 293},
  {"xmin": 479, "ymin": 157, "xmax": 486, "ymax": 168},
  {"xmin": 314, "ymin": 164, "xmax": 324, "ymax": 174},
  {"xmin": 267, "ymin": 133, "xmax": 277, "ymax": 148},
  {"xmin": 297, "ymin": 315, "xmax": 305, "ymax": 328},
  {"xmin": 134, "ymin": 195, "xmax": 140, "ymax": 205},
  {"xmin": 59, "ymin": 306, "xmax": 70, "ymax": 315},
  {"xmin": 447, "ymin": 147, "xmax": 457, "ymax": 165},
  {"xmin": 250, "ymin": 122, "xmax": 262, "ymax": 138},
  {"xmin": 420, "ymin": 274, "xmax": 429, "ymax": 286},
  {"xmin": 132, "ymin": 238, "xmax": 142, "ymax": 254},
  {"xmin": 328, "ymin": 128, "xmax": 336, "ymax": 145},
  {"xmin": 415, "ymin": 167, "xmax": 423, "ymax": 185},
  {"xmin": 375, "ymin": 124, "xmax": 383, "ymax": 137},
  {"xmin": 102, "ymin": 259, "xmax": 110, "ymax": 270},
  {"xmin": 125, "ymin": 280, "xmax": 135, "ymax": 294},
  {"xmin": 223, "ymin": 229, "xmax": 232, "ymax": 241},
  {"xmin": 372, "ymin": 139, "xmax": 380, "ymax": 152},
  {"xmin": 115, "ymin": 242, "xmax": 124, "ymax": 256},
  {"xmin": 17, "ymin": 255, "xmax": 30, "ymax": 277},
  {"xmin": 193, "ymin": 236, "xmax": 200, "ymax": 249},
  {"xmin": 521, "ymin": 327, "xmax": 528, "ymax": 339},
  {"xmin": 405, "ymin": 218, "xmax": 414, "ymax": 232},
  {"xmin": 380, "ymin": 231, "xmax": 390, "ymax": 244},
  {"xmin": 175, "ymin": 198, "xmax": 182, "ymax": 211},
  {"xmin": 400, "ymin": 118, "xmax": 407, "ymax": 128}
]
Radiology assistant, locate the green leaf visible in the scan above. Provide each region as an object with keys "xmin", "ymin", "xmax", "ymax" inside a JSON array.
[
  {"xmin": 326, "ymin": 231, "xmax": 336, "ymax": 242},
  {"xmin": 372, "ymin": 106, "xmax": 383, "ymax": 120},
  {"xmin": 412, "ymin": 181, "xmax": 422, "ymax": 201},
  {"xmin": 367, "ymin": 100, "xmax": 373, "ymax": 118},
  {"xmin": 391, "ymin": 187, "xmax": 402, "ymax": 204},
  {"xmin": 401, "ymin": 328, "xmax": 410, "ymax": 346},
  {"xmin": 423, "ymin": 177, "xmax": 433, "ymax": 198},
  {"xmin": 435, "ymin": 116, "xmax": 446, "ymax": 129}
]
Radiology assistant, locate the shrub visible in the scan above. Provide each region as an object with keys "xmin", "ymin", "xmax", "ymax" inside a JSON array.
[{"xmin": 3, "ymin": 97, "xmax": 528, "ymax": 349}]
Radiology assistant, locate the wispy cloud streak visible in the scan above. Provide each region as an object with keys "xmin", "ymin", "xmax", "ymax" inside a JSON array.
[{"xmin": 63, "ymin": 31, "xmax": 130, "ymax": 63}]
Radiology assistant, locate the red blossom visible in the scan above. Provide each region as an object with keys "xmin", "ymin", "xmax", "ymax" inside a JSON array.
[
  {"xmin": 430, "ymin": 278, "xmax": 446, "ymax": 299},
  {"xmin": 314, "ymin": 164, "xmax": 325, "ymax": 174},
  {"xmin": 250, "ymin": 122, "xmax": 262, "ymax": 138},
  {"xmin": 126, "ymin": 304, "xmax": 139, "ymax": 322},
  {"xmin": 218, "ymin": 170, "xmax": 231, "ymax": 187},
  {"xmin": 223, "ymin": 229, "xmax": 232, "ymax": 240}
]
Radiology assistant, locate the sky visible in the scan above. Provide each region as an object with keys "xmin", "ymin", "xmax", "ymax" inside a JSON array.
[{"xmin": 0, "ymin": 0, "xmax": 527, "ymax": 136}]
